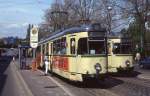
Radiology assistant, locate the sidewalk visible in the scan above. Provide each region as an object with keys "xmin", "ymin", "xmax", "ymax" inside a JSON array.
[
  {"xmin": 14, "ymin": 59, "xmax": 70, "ymax": 96},
  {"xmin": 134, "ymin": 64, "xmax": 150, "ymax": 80},
  {"xmin": 137, "ymin": 69, "xmax": 150, "ymax": 80}
]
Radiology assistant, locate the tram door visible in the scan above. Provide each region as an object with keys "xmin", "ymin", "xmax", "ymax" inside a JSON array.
[
  {"xmin": 108, "ymin": 39, "xmax": 121, "ymax": 72},
  {"xmin": 70, "ymin": 38, "xmax": 79, "ymax": 72}
]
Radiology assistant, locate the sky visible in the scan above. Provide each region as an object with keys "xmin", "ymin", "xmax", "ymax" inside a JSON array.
[{"xmin": 0, "ymin": 0, "xmax": 53, "ymax": 38}]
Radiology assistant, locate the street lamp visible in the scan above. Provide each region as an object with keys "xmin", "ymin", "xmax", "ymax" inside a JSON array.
[
  {"xmin": 105, "ymin": 6, "xmax": 112, "ymax": 74},
  {"xmin": 107, "ymin": 6, "xmax": 112, "ymax": 35}
]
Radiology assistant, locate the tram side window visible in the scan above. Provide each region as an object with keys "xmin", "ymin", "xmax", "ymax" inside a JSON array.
[
  {"xmin": 51, "ymin": 43, "xmax": 53, "ymax": 54},
  {"xmin": 53, "ymin": 38, "xmax": 67, "ymax": 55},
  {"xmin": 121, "ymin": 44, "xmax": 132, "ymax": 54},
  {"xmin": 53, "ymin": 41, "xmax": 57, "ymax": 54},
  {"xmin": 78, "ymin": 38, "xmax": 88, "ymax": 54},
  {"xmin": 60, "ymin": 38, "xmax": 66, "ymax": 54},
  {"xmin": 113, "ymin": 43, "xmax": 120, "ymax": 54},
  {"xmin": 57, "ymin": 40, "xmax": 61, "ymax": 54},
  {"xmin": 46, "ymin": 43, "xmax": 49, "ymax": 55},
  {"xmin": 42, "ymin": 45, "xmax": 45, "ymax": 55},
  {"xmin": 53, "ymin": 40, "xmax": 60, "ymax": 54},
  {"xmin": 113, "ymin": 43, "xmax": 132, "ymax": 54},
  {"xmin": 70, "ymin": 38, "xmax": 75, "ymax": 54}
]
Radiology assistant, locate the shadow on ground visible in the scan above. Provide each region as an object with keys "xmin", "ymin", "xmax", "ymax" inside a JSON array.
[
  {"xmin": 108, "ymin": 71, "xmax": 141, "ymax": 77},
  {"xmin": 40, "ymin": 70, "xmax": 124, "ymax": 89},
  {"xmin": 0, "ymin": 56, "xmax": 12, "ymax": 95}
]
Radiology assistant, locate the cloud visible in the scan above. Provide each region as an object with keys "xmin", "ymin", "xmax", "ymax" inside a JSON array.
[
  {"xmin": 6, "ymin": 24, "xmax": 20, "ymax": 28},
  {"xmin": 0, "ymin": 0, "xmax": 53, "ymax": 38},
  {"xmin": 0, "ymin": 24, "xmax": 28, "ymax": 38},
  {"xmin": 14, "ymin": 8, "xmax": 29, "ymax": 13},
  {"xmin": 2, "ymin": 22, "xmax": 29, "ymax": 28},
  {"xmin": 0, "ymin": 22, "xmax": 29, "ymax": 38},
  {"xmin": 22, "ymin": 23, "xmax": 29, "ymax": 26}
]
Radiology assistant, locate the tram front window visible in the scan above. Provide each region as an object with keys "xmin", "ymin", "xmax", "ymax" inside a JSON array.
[
  {"xmin": 113, "ymin": 43, "xmax": 132, "ymax": 54},
  {"xmin": 89, "ymin": 41, "xmax": 105, "ymax": 54},
  {"xmin": 77, "ymin": 38, "xmax": 88, "ymax": 54},
  {"xmin": 77, "ymin": 38, "xmax": 105, "ymax": 55}
]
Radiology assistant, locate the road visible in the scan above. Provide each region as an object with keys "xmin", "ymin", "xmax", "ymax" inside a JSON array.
[{"xmin": 0, "ymin": 56, "xmax": 33, "ymax": 96}]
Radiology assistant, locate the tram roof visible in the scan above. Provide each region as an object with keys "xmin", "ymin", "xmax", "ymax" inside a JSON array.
[{"xmin": 39, "ymin": 23, "xmax": 106, "ymax": 44}]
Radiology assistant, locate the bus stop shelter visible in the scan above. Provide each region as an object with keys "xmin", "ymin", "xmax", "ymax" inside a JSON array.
[{"xmin": 18, "ymin": 45, "xmax": 31, "ymax": 69}]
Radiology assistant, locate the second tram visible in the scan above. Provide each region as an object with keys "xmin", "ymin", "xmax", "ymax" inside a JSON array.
[
  {"xmin": 38, "ymin": 23, "xmax": 107, "ymax": 82},
  {"xmin": 107, "ymin": 36, "xmax": 134, "ymax": 73}
]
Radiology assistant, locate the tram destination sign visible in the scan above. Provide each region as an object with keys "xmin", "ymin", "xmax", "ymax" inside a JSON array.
[{"xmin": 30, "ymin": 26, "xmax": 38, "ymax": 48}]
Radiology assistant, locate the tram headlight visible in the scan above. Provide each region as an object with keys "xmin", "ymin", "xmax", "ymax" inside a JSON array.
[
  {"xmin": 125, "ymin": 60, "xmax": 130, "ymax": 67},
  {"xmin": 94, "ymin": 63, "xmax": 102, "ymax": 71}
]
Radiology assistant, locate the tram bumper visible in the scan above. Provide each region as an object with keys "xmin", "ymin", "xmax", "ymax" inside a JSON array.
[
  {"xmin": 117, "ymin": 60, "xmax": 134, "ymax": 73},
  {"xmin": 82, "ymin": 73, "xmax": 106, "ymax": 81},
  {"xmin": 117, "ymin": 66, "xmax": 134, "ymax": 73},
  {"xmin": 82, "ymin": 63, "xmax": 106, "ymax": 80}
]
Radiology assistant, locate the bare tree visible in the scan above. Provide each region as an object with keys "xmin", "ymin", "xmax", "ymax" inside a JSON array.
[
  {"xmin": 42, "ymin": 0, "xmax": 119, "ymax": 33},
  {"xmin": 118, "ymin": 0, "xmax": 150, "ymax": 53},
  {"xmin": 38, "ymin": 23, "xmax": 53, "ymax": 39},
  {"xmin": 44, "ymin": 0, "xmax": 68, "ymax": 31}
]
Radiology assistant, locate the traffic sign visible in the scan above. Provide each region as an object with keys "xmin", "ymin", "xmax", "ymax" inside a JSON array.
[{"xmin": 30, "ymin": 26, "xmax": 38, "ymax": 48}]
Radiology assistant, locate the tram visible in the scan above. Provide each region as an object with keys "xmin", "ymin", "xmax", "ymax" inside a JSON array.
[
  {"xmin": 107, "ymin": 36, "xmax": 134, "ymax": 73},
  {"xmin": 38, "ymin": 23, "xmax": 107, "ymax": 82}
]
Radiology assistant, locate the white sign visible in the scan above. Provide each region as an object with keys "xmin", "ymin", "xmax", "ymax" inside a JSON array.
[{"xmin": 30, "ymin": 26, "xmax": 38, "ymax": 48}]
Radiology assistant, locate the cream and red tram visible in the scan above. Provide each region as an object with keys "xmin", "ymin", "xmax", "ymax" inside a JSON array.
[
  {"xmin": 38, "ymin": 23, "xmax": 107, "ymax": 82},
  {"xmin": 107, "ymin": 36, "xmax": 134, "ymax": 73}
]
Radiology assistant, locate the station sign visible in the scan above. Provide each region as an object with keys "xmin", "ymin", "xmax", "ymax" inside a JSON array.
[{"xmin": 30, "ymin": 26, "xmax": 38, "ymax": 48}]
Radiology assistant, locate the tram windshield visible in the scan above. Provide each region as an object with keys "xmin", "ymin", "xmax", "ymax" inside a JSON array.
[
  {"xmin": 113, "ymin": 43, "xmax": 132, "ymax": 54},
  {"xmin": 77, "ymin": 38, "xmax": 106, "ymax": 55}
]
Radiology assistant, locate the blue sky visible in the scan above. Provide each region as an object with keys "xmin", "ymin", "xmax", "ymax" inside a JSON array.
[{"xmin": 0, "ymin": 0, "xmax": 53, "ymax": 38}]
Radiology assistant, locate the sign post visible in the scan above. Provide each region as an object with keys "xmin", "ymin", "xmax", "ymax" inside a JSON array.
[
  {"xmin": 30, "ymin": 26, "xmax": 38, "ymax": 49},
  {"xmin": 30, "ymin": 26, "xmax": 38, "ymax": 70}
]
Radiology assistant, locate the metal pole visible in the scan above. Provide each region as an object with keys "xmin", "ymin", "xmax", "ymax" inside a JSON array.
[
  {"xmin": 106, "ymin": 6, "xmax": 112, "ymax": 74},
  {"xmin": 32, "ymin": 48, "xmax": 36, "ymax": 70},
  {"xmin": 33, "ymin": 48, "xmax": 36, "ymax": 59},
  {"xmin": 19, "ymin": 47, "xmax": 21, "ymax": 69},
  {"xmin": 107, "ymin": 6, "xmax": 112, "ymax": 34},
  {"xmin": 140, "ymin": 34, "xmax": 143, "ymax": 52}
]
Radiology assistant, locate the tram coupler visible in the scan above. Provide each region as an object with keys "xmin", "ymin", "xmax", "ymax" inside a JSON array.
[{"xmin": 95, "ymin": 70, "xmax": 100, "ymax": 79}]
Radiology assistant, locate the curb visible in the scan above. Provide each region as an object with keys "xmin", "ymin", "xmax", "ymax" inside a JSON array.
[{"xmin": 137, "ymin": 74, "xmax": 150, "ymax": 80}]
